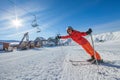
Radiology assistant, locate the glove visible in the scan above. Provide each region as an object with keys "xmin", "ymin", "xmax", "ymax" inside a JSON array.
[
  {"xmin": 86, "ymin": 28, "xmax": 92, "ymax": 35},
  {"xmin": 56, "ymin": 36, "xmax": 61, "ymax": 39}
]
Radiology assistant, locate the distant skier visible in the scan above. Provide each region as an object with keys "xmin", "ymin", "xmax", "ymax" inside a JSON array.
[{"xmin": 57, "ymin": 26, "xmax": 103, "ymax": 64}]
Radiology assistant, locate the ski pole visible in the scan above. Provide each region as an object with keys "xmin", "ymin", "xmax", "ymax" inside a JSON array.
[
  {"xmin": 90, "ymin": 33, "xmax": 99, "ymax": 65},
  {"xmin": 90, "ymin": 32, "xmax": 101, "ymax": 80}
]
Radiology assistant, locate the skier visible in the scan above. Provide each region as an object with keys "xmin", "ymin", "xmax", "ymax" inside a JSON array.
[{"xmin": 57, "ymin": 26, "xmax": 103, "ymax": 64}]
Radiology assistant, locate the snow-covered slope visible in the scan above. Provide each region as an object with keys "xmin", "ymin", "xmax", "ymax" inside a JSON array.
[
  {"xmin": 93, "ymin": 31, "xmax": 120, "ymax": 42},
  {"xmin": 0, "ymin": 41, "xmax": 120, "ymax": 80},
  {"xmin": 0, "ymin": 31, "xmax": 120, "ymax": 80}
]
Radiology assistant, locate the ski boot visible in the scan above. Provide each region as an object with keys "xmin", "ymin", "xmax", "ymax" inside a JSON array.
[
  {"xmin": 87, "ymin": 56, "xmax": 95, "ymax": 62},
  {"xmin": 91, "ymin": 59, "xmax": 104, "ymax": 65}
]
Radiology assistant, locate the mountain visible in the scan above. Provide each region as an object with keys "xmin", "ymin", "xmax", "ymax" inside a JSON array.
[
  {"xmin": 0, "ymin": 40, "xmax": 19, "ymax": 43},
  {"xmin": 89, "ymin": 31, "xmax": 120, "ymax": 42},
  {"xmin": 1, "ymin": 31, "xmax": 120, "ymax": 44}
]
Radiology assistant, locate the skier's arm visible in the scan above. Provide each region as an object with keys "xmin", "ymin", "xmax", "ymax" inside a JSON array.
[
  {"xmin": 80, "ymin": 28, "xmax": 92, "ymax": 36},
  {"xmin": 80, "ymin": 32, "xmax": 87, "ymax": 36},
  {"xmin": 75, "ymin": 29, "xmax": 92, "ymax": 36},
  {"xmin": 60, "ymin": 35, "xmax": 71, "ymax": 39},
  {"xmin": 75, "ymin": 30, "xmax": 87, "ymax": 36}
]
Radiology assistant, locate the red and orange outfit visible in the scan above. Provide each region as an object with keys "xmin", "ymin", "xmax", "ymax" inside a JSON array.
[{"xmin": 61, "ymin": 30, "xmax": 101, "ymax": 60}]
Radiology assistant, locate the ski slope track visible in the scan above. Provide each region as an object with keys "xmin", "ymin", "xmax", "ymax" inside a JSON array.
[{"xmin": 0, "ymin": 39, "xmax": 120, "ymax": 79}]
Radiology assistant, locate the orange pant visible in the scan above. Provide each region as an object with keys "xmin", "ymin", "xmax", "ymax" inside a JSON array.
[{"xmin": 81, "ymin": 42, "xmax": 101, "ymax": 60}]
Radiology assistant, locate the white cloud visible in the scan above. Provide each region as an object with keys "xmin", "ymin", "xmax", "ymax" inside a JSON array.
[
  {"xmin": 94, "ymin": 20, "xmax": 120, "ymax": 28},
  {"xmin": 6, "ymin": 28, "xmax": 36, "ymax": 37},
  {"xmin": 0, "ymin": 0, "xmax": 48, "ymax": 22},
  {"xmin": 93, "ymin": 20, "xmax": 120, "ymax": 33},
  {"xmin": 6, "ymin": 14, "xmax": 66, "ymax": 38}
]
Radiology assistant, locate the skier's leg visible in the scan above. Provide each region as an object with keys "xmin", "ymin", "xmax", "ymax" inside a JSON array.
[
  {"xmin": 81, "ymin": 44, "xmax": 95, "ymax": 61},
  {"xmin": 81, "ymin": 42, "xmax": 101, "ymax": 60}
]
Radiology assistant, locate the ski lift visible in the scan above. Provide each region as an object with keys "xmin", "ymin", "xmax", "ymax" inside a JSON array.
[
  {"xmin": 31, "ymin": 15, "xmax": 39, "ymax": 27},
  {"xmin": 31, "ymin": 15, "xmax": 41, "ymax": 33},
  {"xmin": 37, "ymin": 30, "xmax": 41, "ymax": 33},
  {"xmin": 36, "ymin": 27, "xmax": 41, "ymax": 33}
]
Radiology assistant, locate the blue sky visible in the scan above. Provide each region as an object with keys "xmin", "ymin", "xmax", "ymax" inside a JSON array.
[{"xmin": 0, "ymin": 0, "xmax": 120, "ymax": 40}]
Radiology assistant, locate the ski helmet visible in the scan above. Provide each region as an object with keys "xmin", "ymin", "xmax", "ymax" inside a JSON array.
[
  {"xmin": 66, "ymin": 26, "xmax": 73, "ymax": 34},
  {"xmin": 66, "ymin": 26, "xmax": 73, "ymax": 31}
]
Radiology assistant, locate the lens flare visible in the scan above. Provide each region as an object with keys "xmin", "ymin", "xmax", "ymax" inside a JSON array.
[{"xmin": 12, "ymin": 19, "xmax": 22, "ymax": 28}]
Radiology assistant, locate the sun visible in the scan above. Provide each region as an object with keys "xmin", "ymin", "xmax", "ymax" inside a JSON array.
[{"xmin": 12, "ymin": 19, "xmax": 22, "ymax": 28}]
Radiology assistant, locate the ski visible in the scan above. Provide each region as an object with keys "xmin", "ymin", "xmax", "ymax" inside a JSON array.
[
  {"xmin": 69, "ymin": 59, "xmax": 115, "ymax": 67},
  {"xmin": 69, "ymin": 60, "xmax": 95, "ymax": 66}
]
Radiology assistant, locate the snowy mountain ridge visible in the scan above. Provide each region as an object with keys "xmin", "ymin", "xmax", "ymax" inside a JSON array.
[
  {"xmin": 0, "ymin": 31, "xmax": 120, "ymax": 44},
  {"xmin": 92, "ymin": 31, "xmax": 120, "ymax": 42}
]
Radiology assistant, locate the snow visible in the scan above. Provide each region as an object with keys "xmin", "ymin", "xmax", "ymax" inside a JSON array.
[
  {"xmin": 60, "ymin": 41, "xmax": 120, "ymax": 80},
  {"xmin": 0, "ymin": 32, "xmax": 120, "ymax": 80},
  {"xmin": 93, "ymin": 31, "xmax": 120, "ymax": 42}
]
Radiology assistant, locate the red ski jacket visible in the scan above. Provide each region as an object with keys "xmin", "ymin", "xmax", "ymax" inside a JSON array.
[{"xmin": 61, "ymin": 30, "xmax": 89, "ymax": 45}]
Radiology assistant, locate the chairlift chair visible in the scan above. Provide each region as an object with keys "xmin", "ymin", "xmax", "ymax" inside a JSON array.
[
  {"xmin": 31, "ymin": 15, "xmax": 39, "ymax": 27},
  {"xmin": 36, "ymin": 27, "xmax": 41, "ymax": 33}
]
